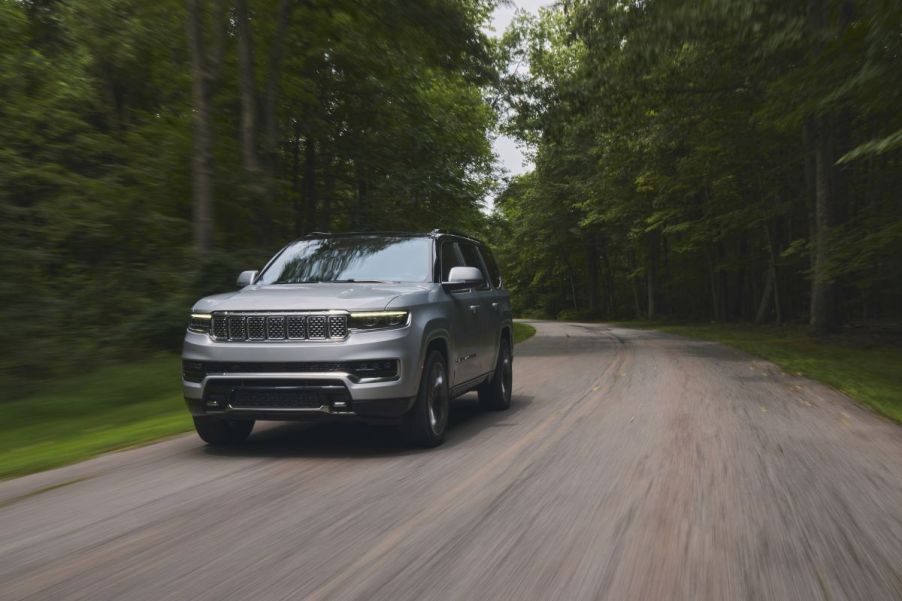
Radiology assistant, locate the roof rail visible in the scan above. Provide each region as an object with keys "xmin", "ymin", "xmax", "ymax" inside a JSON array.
[
  {"xmin": 430, "ymin": 228, "xmax": 474, "ymax": 239},
  {"xmin": 294, "ymin": 229, "xmax": 483, "ymax": 240}
]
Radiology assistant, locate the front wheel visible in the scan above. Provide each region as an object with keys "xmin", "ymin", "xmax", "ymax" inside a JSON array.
[
  {"xmin": 478, "ymin": 338, "xmax": 512, "ymax": 411},
  {"xmin": 193, "ymin": 416, "xmax": 254, "ymax": 445},
  {"xmin": 400, "ymin": 350, "xmax": 449, "ymax": 447}
]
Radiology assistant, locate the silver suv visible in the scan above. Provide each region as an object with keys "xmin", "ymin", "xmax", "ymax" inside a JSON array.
[{"xmin": 182, "ymin": 231, "xmax": 513, "ymax": 447}]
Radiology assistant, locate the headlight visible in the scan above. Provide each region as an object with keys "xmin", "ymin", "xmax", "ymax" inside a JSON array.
[
  {"xmin": 347, "ymin": 310, "xmax": 409, "ymax": 331},
  {"xmin": 188, "ymin": 312, "xmax": 212, "ymax": 334}
]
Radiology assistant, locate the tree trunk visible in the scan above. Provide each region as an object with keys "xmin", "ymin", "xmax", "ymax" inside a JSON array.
[
  {"xmin": 755, "ymin": 268, "xmax": 774, "ymax": 324},
  {"xmin": 766, "ymin": 223, "xmax": 782, "ymax": 325},
  {"xmin": 807, "ymin": 0, "xmax": 838, "ymax": 335},
  {"xmin": 802, "ymin": 120, "xmax": 817, "ymax": 320},
  {"xmin": 291, "ymin": 121, "xmax": 302, "ymax": 235},
  {"xmin": 809, "ymin": 113, "xmax": 837, "ymax": 334},
  {"xmin": 646, "ymin": 233, "xmax": 658, "ymax": 319},
  {"xmin": 708, "ymin": 247, "xmax": 721, "ymax": 321},
  {"xmin": 319, "ymin": 155, "xmax": 335, "ymax": 231},
  {"xmin": 601, "ymin": 239, "xmax": 614, "ymax": 316},
  {"xmin": 261, "ymin": 0, "xmax": 293, "ymax": 175},
  {"xmin": 186, "ymin": 0, "xmax": 224, "ymax": 257},
  {"xmin": 735, "ymin": 235, "xmax": 748, "ymax": 320},
  {"xmin": 628, "ymin": 249, "xmax": 642, "ymax": 319},
  {"xmin": 354, "ymin": 160, "xmax": 367, "ymax": 229},
  {"xmin": 568, "ymin": 265, "xmax": 579, "ymax": 311},
  {"xmin": 302, "ymin": 137, "xmax": 318, "ymax": 233},
  {"xmin": 236, "ymin": 0, "xmax": 261, "ymax": 174},
  {"xmin": 586, "ymin": 235, "xmax": 599, "ymax": 313}
]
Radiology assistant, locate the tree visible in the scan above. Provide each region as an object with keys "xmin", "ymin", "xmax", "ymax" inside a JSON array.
[
  {"xmin": 0, "ymin": 0, "xmax": 500, "ymax": 398},
  {"xmin": 493, "ymin": 0, "xmax": 902, "ymax": 329}
]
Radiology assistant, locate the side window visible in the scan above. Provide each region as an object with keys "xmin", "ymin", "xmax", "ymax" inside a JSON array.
[
  {"xmin": 480, "ymin": 246, "xmax": 502, "ymax": 289},
  {"xmin": 440, "ymin": 240, "xmax": 464, "ymax": 281},
  {"xmin": 459, "ymin": 242, "xmax": 489, "ymax": 289}
]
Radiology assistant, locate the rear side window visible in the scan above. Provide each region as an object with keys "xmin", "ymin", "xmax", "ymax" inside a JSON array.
[
  {"xmin": 440, "ymin": 240, "xmax": 464, "ymax": 281},
  {"xmin": 480, "ymin": 246, "xmax": 502, "ymax": 288},
  {"xmin": 458, "ymin": 242, "xmax": 489, "ymax": 289}
]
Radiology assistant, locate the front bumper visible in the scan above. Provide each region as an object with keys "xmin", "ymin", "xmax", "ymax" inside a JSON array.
[{"xmin": 182, "ymin": 326, "xmax": 422, "ymax": 421}]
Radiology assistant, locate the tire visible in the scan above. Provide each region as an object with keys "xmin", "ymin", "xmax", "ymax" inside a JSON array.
[
  {"xmin": 478, "ymin": 337, "xmax": 512, "ymax": 411},
  {"xmin": 400, "ymin": 350, "xmax": 450, "ymax": 447},
  {"xmin": 193, "ymin": 416, "xmax": 254, "ymax": 445}
]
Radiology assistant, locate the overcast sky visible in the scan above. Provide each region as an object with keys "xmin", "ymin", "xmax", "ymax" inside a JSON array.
[{"xmin": 487, "ymin": 0, "xmax": 552, "ymax": 181}]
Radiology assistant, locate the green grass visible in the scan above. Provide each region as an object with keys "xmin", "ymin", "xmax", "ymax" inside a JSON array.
[
  {"xmin": 513, "ymin": 322, "xmax": 537, "ymax": 344},
  {"xmin": 2, "ymin": 355, "xmax": 191, "ymax": 479},
  {"xmin": 619, "ymin": 321, "xmax": 902, "ymax": 423}
]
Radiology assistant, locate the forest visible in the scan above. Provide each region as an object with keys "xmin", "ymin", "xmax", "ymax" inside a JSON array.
[
  {"xmin": 493, "ymin": 0, "xmax": 902, "ymax": 329},
  {"xmin": 1, "ymin": 0, "xmax": 498, "ymax": 395},
  {"xmin": 1, "ymin": 0, "xmax": 901, "ymax": 398}
]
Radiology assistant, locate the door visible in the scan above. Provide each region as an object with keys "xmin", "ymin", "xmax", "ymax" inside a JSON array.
[
  {"xmin": 477, "ymin": 243, "xmax": 510, "ymax": 364},
  {"xmin": 440, "ymin": 240, "xmax": 483, "ymax": 386},
  {"xmin": 457, "ymin": 241, "xmax": 498, "ymax": 377}
]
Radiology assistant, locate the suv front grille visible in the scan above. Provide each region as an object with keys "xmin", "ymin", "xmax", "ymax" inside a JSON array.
[
  {"xmin": 230, "ymin": 389, "xmax": 325, "ymax": 410},
  {"xmin": 210, "ymin": 313, "xmax": 348, "ymax": 342},
  {"xmin": 202, "ymin": 378, "xmax": 351, "ymax": 411}
]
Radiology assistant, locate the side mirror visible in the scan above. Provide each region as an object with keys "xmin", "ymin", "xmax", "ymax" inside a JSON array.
[
  {"xmin": 443, "ymin": 266, "xmax": 483, "ymax": 292},
  {"xmin": 236, "ymin": 270, "xmax": 259, "ymax": 287}
]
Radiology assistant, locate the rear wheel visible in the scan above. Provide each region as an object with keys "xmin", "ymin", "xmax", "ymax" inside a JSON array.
[
  {"xmin": 193, "ymin": 416, "xmax": 254, "ymax": 445},
  {"xmin": 400, "ymin": 350, "xmax": 449, "ymax": 447},
  {"xmin": 478, "ymin": 338, "xmax": 512, "ymax": 411}
]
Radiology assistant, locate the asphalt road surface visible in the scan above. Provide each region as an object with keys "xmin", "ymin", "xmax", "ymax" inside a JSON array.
[{"xmin": 2, "ymin": 321, "xmax": 902, "ymax": 601}]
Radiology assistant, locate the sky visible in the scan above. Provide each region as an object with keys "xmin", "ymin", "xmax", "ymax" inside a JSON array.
[{"xmin": 487, "ymin": 0, "xmax": 553, "ymax": 180}]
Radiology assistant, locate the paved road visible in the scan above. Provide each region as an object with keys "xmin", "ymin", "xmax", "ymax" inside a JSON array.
[{"xmin": 2, "ymin": 322, "xmax": 902, "ymax": 600}]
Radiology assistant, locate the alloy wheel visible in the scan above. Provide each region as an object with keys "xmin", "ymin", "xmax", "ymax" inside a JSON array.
[{"xmin": 427, "ymin": 361, "xmax": 448, "ymax": 435}]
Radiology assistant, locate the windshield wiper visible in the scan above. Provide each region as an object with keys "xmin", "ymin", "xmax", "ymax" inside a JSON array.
[
  {"xmin": 270, "ymin": 278, "xmax": 386, "ymax": 284},
  {"xmin": 270, "ymin": 280, "xmax": 321, "ymax": 284},
  {"xmin": 326, "ymin": 279, "xmax": 385, "ymax": 283}
]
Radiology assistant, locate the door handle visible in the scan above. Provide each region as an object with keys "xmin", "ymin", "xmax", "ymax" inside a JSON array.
[
  {"xmin": 491, "ymin": 302, "xmax": 500, "ymax": 311},
  {"xmin": 469, "ymin": 305, "xmax": 479, "ymax": 314}
]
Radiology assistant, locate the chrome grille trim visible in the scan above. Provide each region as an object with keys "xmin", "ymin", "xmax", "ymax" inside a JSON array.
[
  {"xmin": 246, "ymin": 316, "xmax": 266, "ymax": 340},
  {"xmin": 286, "ymin": 315, "xmax": 306, "ymax": 339},
  {"xmin": 307, "ymin": 315, "xmax": 327, "ymax": 339},
  {"xmin": 228, "ymin": 316, "xmax": 246, "ymax": 340},
  {"xmin": 212, "ymin": 316, "xmax": 229, "ymax": 338},
  {"xmin": 328, "ymin": 315, "xmax": 348, "ymax": 338},
  {"xmin": 266, "ymin": 316, "xmax": 286, "ymax": 339},
  {"xmin": 209, "ymin": 312, "xmax": 349, "ymax": 342}
]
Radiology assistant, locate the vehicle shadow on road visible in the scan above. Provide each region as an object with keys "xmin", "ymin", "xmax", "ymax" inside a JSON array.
[{"xmin": 200, "ymin": 394, "xmax": 533, "ymax": 459}]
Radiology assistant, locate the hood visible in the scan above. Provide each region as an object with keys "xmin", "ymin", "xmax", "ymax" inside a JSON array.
[{"xmin": 192, "ymin": 283, "xmax": 431, "ymax": 313}]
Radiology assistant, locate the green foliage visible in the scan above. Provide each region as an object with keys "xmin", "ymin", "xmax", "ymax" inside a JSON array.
[
  {"xmin": 512, "ymin": 322, "xmax": 536, "ymax": 344},
  {"xmin": 0, "ymin": 355, "xmax": 189, "ymax": 479},
  {"xmin": 493, "ymin": 0, "xmax": 902, "ymax": 326},
  {"xmin": 0, "ymin": 0, "xmax": 500, "ymax": 399}
]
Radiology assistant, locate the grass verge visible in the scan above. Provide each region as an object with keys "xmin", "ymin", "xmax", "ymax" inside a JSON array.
[
  {"xmin": 513, "ymin": 322, "xmax": 537, "ymax": 345},
  {"xmin": 619, "ymin": 321, "xmax": 902, "ymax": 424},
  {"xmin": 5, "ymin": 327, "xmax": 541, "ymax": 480},
  {"xmin": 2, "ymin": 355, "xmax": 190, "ymax": 480}
]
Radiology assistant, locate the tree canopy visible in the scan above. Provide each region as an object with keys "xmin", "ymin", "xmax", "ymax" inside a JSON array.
[
  {"xmin": 0, "ymin": 0, "xmax": 499, "ymax": 395},
  {"xmin": 492, "ymin": 0, "xmax": 902, "ymax": 331}
]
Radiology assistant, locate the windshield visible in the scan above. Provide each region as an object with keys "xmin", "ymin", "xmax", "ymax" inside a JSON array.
[{"xmin": 257, "ymin": 236, "xmax": 432, "ymax": 284}]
